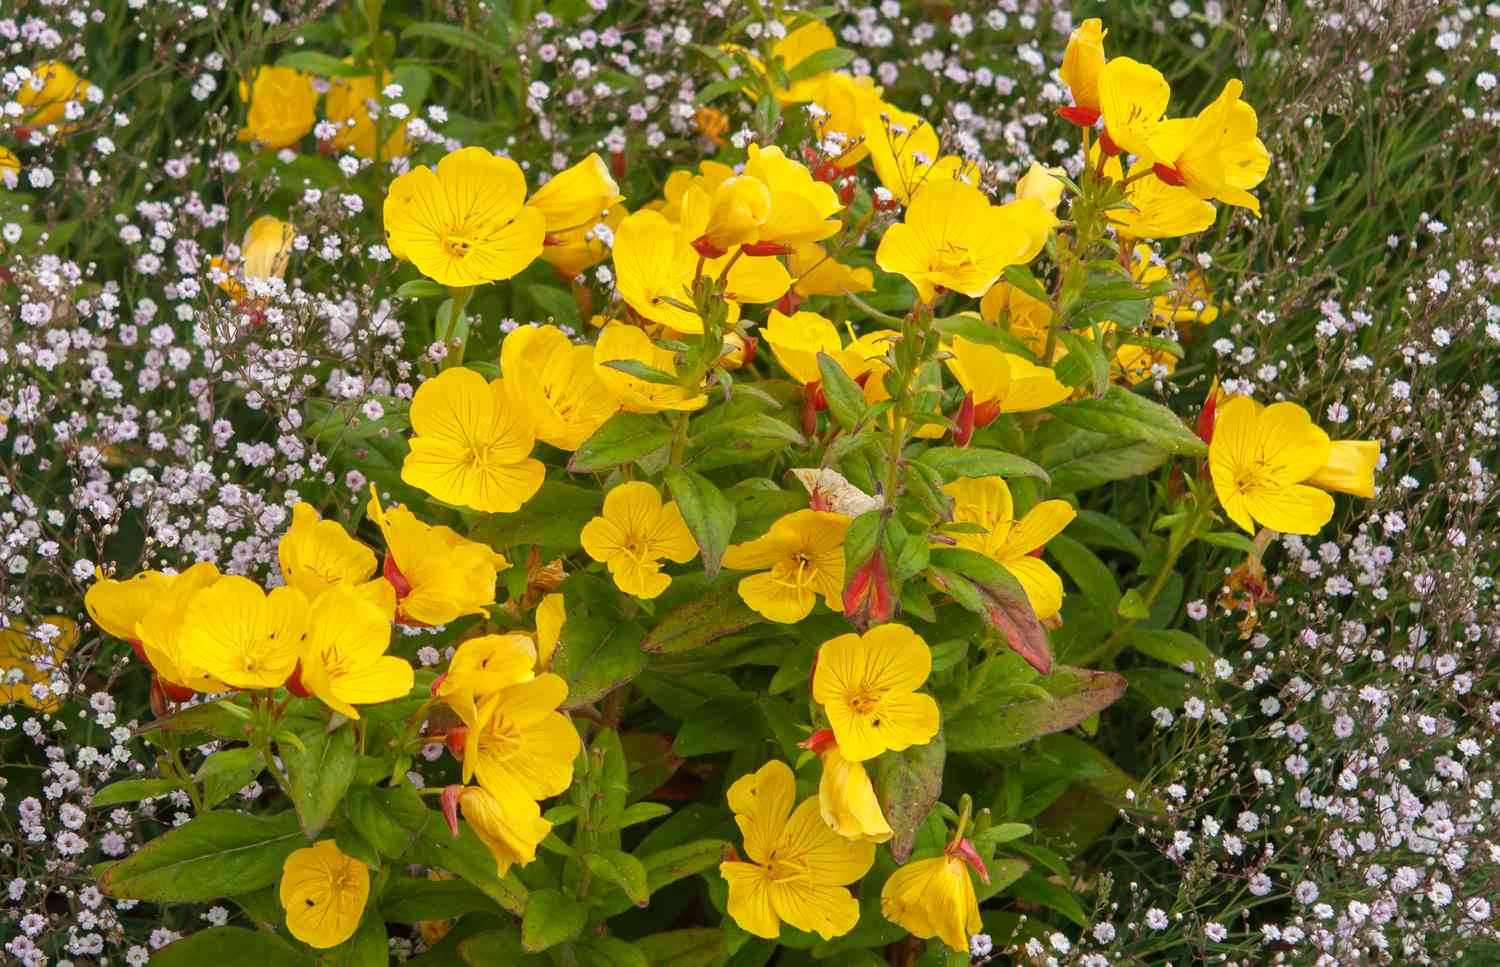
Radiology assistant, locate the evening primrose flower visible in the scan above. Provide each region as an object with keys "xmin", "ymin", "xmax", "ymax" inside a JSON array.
[
  {"xmin": 501, "ymin": 324, "xmax": 619, "ymax": 451},
  {"xmin": 593, "ymin": 323, "xmax": 708, "ymax": 413},
  {"xmin": 610, "ymin": 210, "xmax": 705, "ymax": 332},
  {"xmin": 0, "ymin": 619, "xmax": 78, "ymax": 712},
  {"xmin": 85, "ymin": 561, "xmax": 221, "ymax": 645},
  {"xmin": 1208, "ymin": 397, "xmax": 1377, "ymax": 535},
  {"xmin": 980, "ymin": 282, "xmax": 1054, "ymax": 358},
  {"xmin": 881, "ymin": 849, "xmax": 984, "ymax": 952},
  {"xmin": 181, "ymin": 576, "xmax": 309, "ymax": 690},
  {"xmin": 803, "ymin": 730, "xmax": 892, "ymax": 843},
  {"xmin": 462, "ymin": 674, "xmax": 580, "ymax": 806},
  {"xmin": 18, "ymin": 61, "xmax": 94, "ymax": 130},
  {"xmin": 678, "ymin": 185, "xmax": 793, "ymax": 302},
  {"xmin": 450, "ymin": 784, "xmax": 552, "ymax": 876},
  {"xmin": 212, "ymin": 215, "xmax": 295, "ymax": 299},
  {"xmin": 278, "ymin": 502, "xmax": 378, "ymax": 599},
  {"xmin": 789, "ymin": 242, "xmax": 874, "ymax": 298},
  {"xmin": 297, "ymin": 586, "xmax": 413, "ymax": 719},
  {"xmin": 368, "ymin": 488, "xmax": 510, "ymax": 626},
  {"xmin": 1145, "ymin": 80, "xmax": 1269, "ymax": 215},
  {"xmin": 735, "ymin": 19, "xmax": 839, "ymax": 104},
  {"xmin": 324, "ymin": 70, "xmax": 409, "ymax": 159},
  {"xmin": 1099, "ymin": 152, "xmax": 1216, "ymax": 239},
  {"xmin": 762, "ymin": 309, "xmax": 878, "ymax": 387},
  {"xmin": 721, "ymin": 510, "xmax": 850, "ymax": 623},
  {"xmin": 943, "ymin": 476, "xmax": 1075, "ymax": 620},
  {"xmin": 808, "ymin": 71, "xmax": 887, "ymax": 165},
  {"xmin": 383, "ymin": 146, "xmax": 546, "ymax": 287},
  {"xmin": 689, "ymin": 176, "xmax": 773, "ymax": 256},
  {"xmin": 134, "ymin": 566, "xmax": 229, "ymax": 696},
  {"xmin": 944, "ymin": 336, "xmax": 1070, "ymax": 421},
  {"xmin": 526, "ymin": 153, "xmax": 624, "ymax": 235},
  {"xmin": 812, "ymin": 624, "xmax": 941, "ymax": 762},
  {"xmin": 400, "ymin": 366, "xmax": 545, "ymax": 514},
  {"xmin": 540, "ymin": 205, "xmax": 624, "ymax": 280},
  {"xmin": 862, "ymin": 107, "xmax": 975, "ymax": 206},
  {"xmin": 719, "ymin": 760, "xmax": 876, "ymax": 940},
  {"xmin": 739, "ymin": 144, "xmax": 843, "ymax": 249},
  {"xmin": 280, "ymin": 841, "xmax": 369, "ymax": 949},
  {"xmin": 435, "ymin": 633, "xmax": 537, "ymax": 729},
  {"xmin": 875, "ymin": 180, "xmax": 1055, "ymax": 304},
  {"xmin": 533, "ymin": 593, "xmax": 565, "ymax": 671},
  {"xmin": 1015, "ymin": 162, "xmax": 1067, "ymax": 213},
  {"xmin": 1098, "ymin": 57, "xmax": 1170, "ymax": 159},
  {"xmin": 1058, "ymin": 18, "xmax": 1107, "ymax": 126},
  {"xmin": 580, "ymin": 482, "xmax": 698, "ymax": 599},
  {"xmin": 237, "ymin": 66, "xmax": 317, "ymax": 150}
]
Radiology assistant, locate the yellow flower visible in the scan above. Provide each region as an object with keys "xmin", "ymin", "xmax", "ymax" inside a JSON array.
[
  {"xmin": 534, "ymin": 593, "xmax": 566, "ymax": 671},
  {"xmin": 297, "ymin": 586, "xmax": 413, "ymax": 719},
  {"xmin": 1208, "ymin": 397, "xmax": 1376, "ymax": 534},
  {"xmin": 85, "ymin": 561, "xmax": 219, "ymax": 643},
  {"xmin": 526, "ymin": 153, "xmax": 624, "ymax": 235},
  {"xmin": 237, "ymin": 66, "xmax": 317, "ymax": 150},
  {"xmin": 812, "ymin": 624, "xmax": 940, "ymax": 762},
  {"xmin": 134, "ymin": 564, "xmax": 228, "ymax": 695},
  {"xmin": 695, "ymin": 105, "xmax": 730, "ymax": 145},
  {"xmin": 212, "ymin": 215, "xmax": 295, "ymax": 300},
  {"xmin": 580, "ymin": 482, "xmax": 699, "ymax": 599},
  {"xmin": 400, "ymin": 367, "xmax": 545, "ymax": 513},
  {"xmin": 455, "ymin": 784, "xmax": 553, "ymax": 876},
  {"xmin": 876, "ymin": 180, "xmax": 1055, "ymax": 304},
  {"xmin": 789, "ymin": 242, "xmax": 874, "ymax": 298},
  {"xmin": 980, "ymin": 282, "xmax": 1053, "ymax": 358},
  {"xmin": 1098, "ymin": 57, "xmax": 1170, "ymax": 159},
  {"xmin": 280, "ymin": 840, "xmax": 369, "ymax": 949},
  {"xmin": 609, "ymin": 210, "xmax": 705, "ymax": 332},
  {"xmin": 18, "ymin": 61, "xmax": 94, "ymax": 130},
  {"xmin": 656, "ymin": 161, "xmax": 735, "ymax": 224},
  {"xmin": 943, "ymin": 476, "xmax": 1075, "ymax": 620},
  {"xmin": 1058, "ymin": 18, "xmax": 1107, "ymax": 124},
  {"xmin": 1146, "ymin": 79, "xmax": 1269, "ymax": 215},
  {"xmin": 862, "ymin": 108, "xmax": 976, "ymax": 206},
  {"xmin": 762, "ymin": 309, "xmax": 871, "ymax": 387},
  {"xmin": 540, "ymin": 205, "xmax": 624, "ymax": 280},
  {"xmin": 804, "ymin": 730, "xmax": 892, "ymax": 843},
  {"xmin": 593, "ymin": 323, "xmax": 708, "ymax": 413},
  {"xmin": 501, "ymin": 324, "xmax": 620, "ymax": 450},
  {"xmin": 324, "ymin": 70, "xmax": 409, "ymax": 159},
  {"xmin": 771, "ymin": 20, "xmax": 839, "ymax": 103},
  {"xmin": 181, "ymin": 576, "xmax": 309, "ymax": 690},
  {"xmin": 722, "ymin": 510, "xmax": 850, "ymax": 623},
  {"xmin": 678, "ymin": 185, "xmax": 792, "ymax": 303},
  {"xmin": 880, "ymin": 854, "xmax": 982, "ymax": 952},
  {"xmin": 944, "ymin": 336, "xmax": 1070, "ymax": 418},
  {"xmin": 719, "ymin": 760, "xmax": 876, "ymax": 940},
  {"xmin": 807, "ymin": 72, "xmax": 886, "ymax": 165},
  {"xmin": 689, "ymin": 176, "xmax": 773, "ymax": 255},
  {"xmin": 367, "ymin": 488, "xmax": 510, "ymax": 626},
  {"xmin": 278, "ymin": 502, "xmax": 378, "ymax": 599},
  {"xmin": 0, "ymin": 618, "xmax": 78, "ymax": 712},
  {"xmin": 1015, "ymin": 161, "xmax": 1066, "ymax": 213},
  {"xmin": 0, "ymin": 147, "xmax": 19, "ymax": 184},
  {"xmin": 740, "ymin": 144, "xmax": 843, "ymax": 248},
  {"xmin": 383, "ymin": 146, "xmax": 546, "ymax": 287},
  {"xmin": 462, "ymin": 674, "xmax": 580, "ymax": 805},
  {"xmin": 435, "ymin": 633, "xmax": 537, "ymax": 729},
  {"xmin": 1101, "ymin": 153, "xmax": 1217, "ymax": 239}
]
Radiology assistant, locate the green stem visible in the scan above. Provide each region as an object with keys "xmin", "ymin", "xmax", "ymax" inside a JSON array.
[{"xmin": 441, "ymin": 285, "xmax": 476, "ymax": 367}]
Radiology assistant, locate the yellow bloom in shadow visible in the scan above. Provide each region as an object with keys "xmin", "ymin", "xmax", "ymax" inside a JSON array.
[
  {"xmin": 18, "ymin": 61, "xmax": 95, "ymax": 130},
  {"xmin": 944, "ymin": 335, "xmax": 1070, "ymax": 418},
  {"xmin": 880, "ymin": 853, "xmax": 982, "ymax": 952},
  {"xmin": 298, "ymin": 586, "xmax": 413, "ymax": 719},
  {"xmin": 181, "ymin": 576, "xmax": 309, "ymax": 690},
  {"xmin": 0, "ymin": 618, "xmax": 78, "ymax": 712},
  {"xmin": 280, "ymin": 840, "xmax": 369, "ymax": 949},
  {"xmin": 719, "ymin": 759, "xmax": 876, "ymax": 940},
  {"xmin": 400, "ymin": 366, "xmax": 545, "ymax": 513},
  {"xmin": 1208, "ymin": 397, "xmax": 1377, "ymax": 535},
  {"xmin": 325, "ymin": 70, "xmax": 409, "ymax": 159},
  {"xmin": 237, "ymin": 66, "xmax": 317, "ymax": 150},
  {"xmin": 501, "ymin": 324, "xmax": 619, "ymax": 451},
  {"xmin": 85, "ymin": 561, "xmax": 219, "ymax": 644},
  {"xmin": 610, "ymin": 210, "xmax": 704, "ymax": 332},
  {"xmin": 980, "ymin": 282, "xmax": 1053, "ymax": 358},
  {"xmin": 807, "ymin": 72, "xmax": 886, "ymax": 165},
  {"xmin": 812, "ymin": 624, "xmax": 940, "ymax": 762},
  {"xmin": 456, "ymin": 784, "xmax": 553, "ymax": 876},
  {"xmin": 367, "ymin": 487, "xmax": 509, "ymax": 627},
  {"xmin": 581, "ymin": 482, "xmax": 698, "ymax": 599},
  {"xmin": 722, "ymin": 510, "xmax": 850, "ymax": 623},
  {"xmin": 593, "ymin": 323, "xmax": 708, "ymax": 413},
  {"xmin": 862, "ymin": 107, "xmax": 976, "ymax": 206},
  {"xmin": 212, "ymin": 215, "xmax": 294, "ymax": 300},
  {"xmin": 383, "ymin": 146, "xmax": 546, "ymax": 286},
  {"xmin": 804, "ymin": 730, "xmax": 892, "ymax": 843},
  {"xmin": 533, "ymin": 593, "xmax": 566, "ymax": 671},
  {"xmin": 789, "ymin": 242, "xmax": 874, "ymax": 299},
  {"xmin": 540, "ymin": 205, "xmax": 624, "ymax": 280},
  {"xmin": 942, "ymin": 475, "xmax": 1075, "ymax": 620},
  {"xmin": 462, "ymin": 674, "xmax": 579, "ymax": 805}
]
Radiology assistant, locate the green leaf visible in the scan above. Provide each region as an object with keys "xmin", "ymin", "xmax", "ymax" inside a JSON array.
[
  {"xmin": 1042, "ymin": 430, "xmax": 1170, "ymax": 494},
  {"xmin": 1057, "ymin": 331, "xmax": 1110, "ymax": 396},
  {"xmin": 277, "ymin": 51, "xmax": 368, "ymax": 78},
  {"xmin": 1050, "ymin": 386, "xmax": 1207, "ymax": 456},
  {"xmin": 919, "ymin": 446, "xmax": 1050, "ymax": 483},
  {"xmin": 877, "ymin": 727, "xmax": 946, "ymax": 862},
  {"xmin": 149, "ymin": 927, "xmax": 312, "ymax": 966},
  {"xmin": 1199, "ymin": 530, "xmax": 1259, "ymax": 555},
  {"xmin": 583, "ymin": 849, "xmax": 650, "ymax": 906},
  {"xmin": 1046, "ymin": 535, "xmax": 1121, "ymax": 610},
  {"xmin": 551, "ymin": 618, "xmax": 648, "ymax": 708},
  {"xmin": 635, "ymin": 929, "xmax": 727, "ymax": 967},
  {"xmin": 602, "ymin": 801, "xmax": 673, "ymax": 832},
  {"xmin": 1116, "ymin": 587, "xmax": 1151, "ymax": 620},
  {"xmin": 1002, "ymin": 265, "xmax": 1051, "ymax": 303},
  {"xmin": 642, "ymin": 838, "xmax": 727, "ymax": 892},
  {"xmin": 91, "ymin": 778, "xmax": 184, "ymax": 807},
  {"xmin": 469, "ymin": 481, "xmax": 603, "ymax": 551},
  {"xmin": 413, "ymin": 819, "xmax": 527, "ymax": 916},
  {"xmin": 688, "ymin": 413, "xmax": 806, "ymax": 470},
  {"xmin": 972, "ymin": 822, "xmax": 1032, "ymax": 848},
  {"xmin": 281, "ymin": 724, "xmax": 357, "ymax": 838},
  {"xmin": 1066, "ymin": 509, "xmax": 1147, "ymax": 558},
  {"xmin": 577, "ymin": 938, "xmax": 650, "ymax": 967},
  {"xmin": 641, "ymin": 585, "xmax": 762, "ymax": 653},
  {"xmin": 602, "ymin": 357, "xmax": 681, "ymax": 385},
  {"xmin": 325, "ymin": 912, "xmax": 387, "ymax": 967},
  {"xmin": 1127, "ymin": 628, "xmax": 1214, "ymax": 670},
  {"xmin": 526, "ymin": 284, "xmax": 582, "ymax": 327},
  {"xmin": 697, "ymin": 75, "xmax": 748, "ymax": 105},
  {"xmin": 135, "ymin": 699, "xmax": 251, "ymax": 741},
  {"xmin": 195, "ymin": 746, "xmax": 265, "ymax": 809},
  {"xmin": 816, "ymin": 351, "xmax": 868, "ymax": 430},
  {"xmin": 672, "ymin": 695, "xmax": 766, "ymax": 755},
  {"xmin": 784, "ymin": 46, "xmax": 855, "ymax": 82},
  {"xmin": 401, "ymin": 21, "xmax": 509, "ymax": 60},
  {"xmin": 569, "ymin": 413, "xmax": 672, "ymax": 472},
  {"xmin": 945, "ymin": 666, "xmax": 1127, "ymax": 752},
  {"xmin": 344, "ymin": 785, "xmax": 431, "ymax": 860},
  {"xmin": 380, "ymin": 875, "xmax": 500, "ymax": 923},
  {"xmin": 665, "ymin": 469, "xmax": 737, "ymax": 579},
  {"xmin": 457, "ymin": 929, "xmax": 549, "ymax": 966},
  {"xmin": 1007, "ymin": 870, "xmax": 1089, "ymax": 927},
  {"xmin": 521, "ymin": 887, "xmax": 589, "ymax": 952},
  {"xmin": 97, "ymin": 811, "xmax": 305, "ymax": 902},
  {"xmin": 927, "ymin": 550, "xmax": 1052, "ymax": 674}
]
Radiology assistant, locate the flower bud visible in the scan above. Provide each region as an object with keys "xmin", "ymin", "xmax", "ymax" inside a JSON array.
[{"xmin": 843, "ymin": 551, "xmax": 894, "ymax": 630}]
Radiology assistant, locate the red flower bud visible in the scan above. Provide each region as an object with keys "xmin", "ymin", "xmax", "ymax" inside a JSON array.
[
  {"xmin": 798, "ymin": 728, "xmax": 837, "ymax": 756},
  {"xmin": 801, "ymin": 382, "xmax": 824, "ymax": 438},
  {"xmin": 542, "ymin": 233, "xmax": 564, "ymax": 247},
  {"xmin": 948, "ymin": 837, "xmax": 991, "ymax": 885},
  {"xmin": 440, "ymin": 785, "xmax": 464, "ymax": 838},
  {"xmin": 843, "ymin": 551, "xmax": 894, "ymax": 630},
  {"xmin": 384, "ymin": 551, "xmax": 413, "ymax": 600},
  {"xmin": 741, "ymin": 240, "xmax": 790, "ymax": 257},
  {"xmin": 690, "ymin": 234, "xmax": 727, "ymax": 259},
  {"xmin": 837, "ymin": 180, "xmax": 856, "ymax": 206},
  {"xmin": 1057, "ymin": 105, "xmax": 1101, "ymax": 128},
  {"xmin": 953, "ymin": 392, "xmax": 977, "ymax": 447},
  {"xmin": 609, "ymin": 150, "xmax": 626, "ymax": 180},
  {"xmin": 285, "ymin": 662, "xmax": 310, "ymax": 698},
  {"xmin": 445, "ymin": 726, "xmax": 468, "ymax": 760},
  {"xmin": 429, "ymin": 671, "xmax": 447, "ymax": 697},
  {"xmin": 776, "ymin": 290, "xmax": 802, "ymax": 316},
  {"xmin": 1098, "ymin": 129, "xmax": 1123, "ymax": 157},
  {"xmin": 973, "ymin": 398, "xmax": 1001, "ymax": 429},
  {"xmin": 1195, "ymin": 391, "xmax": 1218, "ymax": 444},
  {"xmin": 740, "ymin": 335, "xmax": 758, "ymax": 369}
]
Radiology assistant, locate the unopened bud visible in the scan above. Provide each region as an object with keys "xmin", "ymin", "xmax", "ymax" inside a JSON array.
[
  {"xmin": 445, "ymin": 726, "xmax": 468, "ymax": 760},
  {"xmin": 440, "ymin": 785, "xmax": 464, "ymax": 838},
  {"xmin": 843, "ymin": 551, "xmax": 894, "ymax": 630},
  {"xmin": 953, "ymin": 392, "xmax": 977, "ymax": 447}
]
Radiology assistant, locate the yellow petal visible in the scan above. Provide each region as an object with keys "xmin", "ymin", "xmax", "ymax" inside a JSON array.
[{"xmin": 1305, "ymin": 439, "xmax": 1379, "ymax": 498}]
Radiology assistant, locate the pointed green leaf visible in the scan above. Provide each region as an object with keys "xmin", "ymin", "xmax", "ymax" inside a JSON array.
[{"xmin": 665, "ymin": 469, "xmax": 737, "ymax": 579}]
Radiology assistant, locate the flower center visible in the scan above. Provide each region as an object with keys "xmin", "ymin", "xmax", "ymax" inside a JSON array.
[
  {"xmin": 442, "ymin": 231, "xmax": 478, "ymax": 260},
  {"xmin": 764, "ymin": 850, "xmax": 808, "ymax": 882},
  {"xmin": 849, "ymin": 684, "xmax": 883, "ymax": 716}
]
